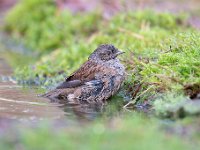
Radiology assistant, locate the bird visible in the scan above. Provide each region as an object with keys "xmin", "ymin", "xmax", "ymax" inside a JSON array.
[{"xmin": 42, "ymin": 44, "xmax": 125, "ymax": 104}]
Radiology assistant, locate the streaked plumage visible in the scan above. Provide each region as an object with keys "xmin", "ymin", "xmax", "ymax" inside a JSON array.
[{"xmin": 42, "ymin": 44, "xmax": 125, "ymax": 104}]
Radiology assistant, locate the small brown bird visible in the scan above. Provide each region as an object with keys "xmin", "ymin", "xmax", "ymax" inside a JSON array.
[{"xmin": 42, "ymin": 44, "xmax": 125, "ymax": 104}]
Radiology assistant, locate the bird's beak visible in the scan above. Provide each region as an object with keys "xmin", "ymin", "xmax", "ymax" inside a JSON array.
[{"xmin": 116, "ymin": 50, "xmax": 125, "ymax": 56}]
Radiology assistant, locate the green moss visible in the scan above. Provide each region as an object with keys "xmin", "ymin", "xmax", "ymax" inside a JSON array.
[
  {"xmin": 140, "ymin": 33, "xmax": 200, "ymax": 89},
  {"xmin": 154, "ymin": 92, "xmax": 200, "ymax": 119},
  {"xmin": 5, "ymin": 0, "xmax": 56, "ymax": 50},
  {"xmin": 5, "ymin": 0, "xmax": 102, "ymax": 52}
]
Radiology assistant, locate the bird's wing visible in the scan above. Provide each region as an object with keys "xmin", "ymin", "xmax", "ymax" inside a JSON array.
[
  {"xmin": 56, "ymin": 60, "xmax": 105, "ymax": 89},
  {"xmin": 56, "ymin": 80, "xmax": 82, "ymax": 89}
]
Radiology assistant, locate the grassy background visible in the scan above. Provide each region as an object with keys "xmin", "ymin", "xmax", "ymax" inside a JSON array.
[{"xmin": 1, "ymin": 0, "xmax": 200, "ymax": 149}]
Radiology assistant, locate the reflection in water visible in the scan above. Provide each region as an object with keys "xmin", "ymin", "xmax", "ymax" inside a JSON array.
[{"xmin": 56, "ymin": 99, "xmax": 104, "ymax": 121}]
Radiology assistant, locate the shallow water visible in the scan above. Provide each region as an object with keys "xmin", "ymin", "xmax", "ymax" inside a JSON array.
[{"xmin": 0, "ymin": 56, "xmax": 69, "ymax": 120}]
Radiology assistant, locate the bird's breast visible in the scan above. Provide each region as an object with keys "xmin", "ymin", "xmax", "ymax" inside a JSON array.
[{"xmin": 106, "ymin": 59, "xmax": 125, "ymax": 76}]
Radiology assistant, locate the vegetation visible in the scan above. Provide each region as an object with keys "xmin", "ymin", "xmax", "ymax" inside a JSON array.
[
  {"xmin": 0, "ymin": 115, "xmax": 198, "ymax": 150},
  {"xmin": 2, "ymin": 0, "xmax": 200, "ymax": 149}
]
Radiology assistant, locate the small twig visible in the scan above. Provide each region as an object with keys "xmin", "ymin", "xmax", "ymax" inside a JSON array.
[
  {"xmin": 153, "ymin": 63, "xmax": 175, "ymax": 74},
  {"xmin": 0, "ymin": 97, "xmax": 62, "ymax": 106},
  {"xmin": 123, "ymin": 107, "xmax": 133, "ymax": 112},
  {"xmin": 131, "ymin": 83, "xmax": 143, "ymax": 98},
  {"xmin": 118, "ymin": 27, "xmax": 144, "ymax": 40},
  {"xmin": 155, "ymin": 74, "xmax": 183, "ymax": 85},
  {"xmin": 162, "ymin": 45, "xmax": 172, "ymax": 53},
  {"xmin": 0, "ymin": 85, "xmax": 22, "ymax": 88},
  {"xmin": 123, "ymin": 85, "xmax": 154, "ymax": 108},
  {"xmin": 0, "ymin": 97, "xmax": 47, "ymax": 105}
]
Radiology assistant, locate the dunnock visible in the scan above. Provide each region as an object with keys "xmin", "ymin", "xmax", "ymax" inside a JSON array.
[{"xmin": 42, "ymin": 44, "xmax": 125, "ymax": 104}]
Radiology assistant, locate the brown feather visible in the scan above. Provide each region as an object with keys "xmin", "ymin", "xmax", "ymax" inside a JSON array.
[
  {"xmin": 57, "ymin": 60, "xmax": 107, "ymax": 89},
  {"xmin": 65, "ymin": 60, "xmax": 101, "ymax": 81}
]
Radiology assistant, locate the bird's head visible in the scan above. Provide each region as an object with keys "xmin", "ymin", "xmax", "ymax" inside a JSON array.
[{"xmin": 89, "ymin": 44, "xmax": 124, "ymax": 61}]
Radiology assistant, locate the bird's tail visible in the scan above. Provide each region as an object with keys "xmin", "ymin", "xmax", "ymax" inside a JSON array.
[
  {"xmin": 39, "ymin": 88, "xmax": 80, "ymax": 104},
  {"xmin": 39, "ymin": 89, "xmax": 62, "ymax": 99}
]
